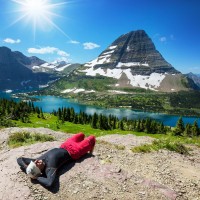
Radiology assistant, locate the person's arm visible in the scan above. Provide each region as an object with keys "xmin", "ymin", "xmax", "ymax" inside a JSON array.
[
  {"xmin": 36, "ymin": 168, "xmax": 57, "ymax": 187},
  {"xmin": 17, "ymin": 157, "xmax": 35, "ymax": 172}
]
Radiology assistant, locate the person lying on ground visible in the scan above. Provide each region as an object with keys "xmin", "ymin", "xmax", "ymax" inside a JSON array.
[{"xmin": 17, "ymin": 133, "xmax": 96, "ymax": 187}]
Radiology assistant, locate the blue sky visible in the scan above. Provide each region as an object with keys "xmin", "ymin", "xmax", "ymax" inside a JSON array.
[{"xmin": 0, "ymin": 0, "xmax": 200, "ymax": 74}]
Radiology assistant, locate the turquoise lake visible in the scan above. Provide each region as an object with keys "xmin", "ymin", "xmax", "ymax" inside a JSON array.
[{"xmin": 1, "ymin": 92, "xmax": 199, "ymax": 127}]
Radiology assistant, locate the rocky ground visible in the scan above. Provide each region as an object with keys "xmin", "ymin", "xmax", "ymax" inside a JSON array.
[{"xmin": 0, "ymin": 127, "xmax": 200, "ymax": 200}]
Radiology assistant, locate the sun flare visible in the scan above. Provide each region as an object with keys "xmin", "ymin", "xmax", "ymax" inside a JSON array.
[
  {"xmin": 23, "ymin": 0, "xmax": 48, "ymax": 18},
  {"xmin": 11, "ymin": 0, "xmax": 70, "ymax": 39}
]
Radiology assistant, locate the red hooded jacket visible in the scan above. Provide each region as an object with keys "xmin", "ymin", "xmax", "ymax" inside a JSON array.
[{"xmin": 60, "ymin": 133, "xmax": 96, "ymax": 160}]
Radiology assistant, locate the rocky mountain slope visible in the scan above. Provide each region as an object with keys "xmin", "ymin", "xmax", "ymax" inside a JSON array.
[
  {"xmin": 0, "ymin": 47, "xmax": 54, "ymax": 90},
  {"xmin": 186, "ymin": 72, "xmax": 200, "ymax": 88},
  {"xmin": 0, "ymin": 127, "xmax": 200, "ymax": 200},
  {"xmin": 85, "ymin": 30, "xmax": 178, "ymax": 74},
  {"xmin": 0, "ymin": 47, "xmax": 80, "ymax": 91},
  {"xmin": 79, "ymin": 30, "xmax": 197, "ymax": 92},
  {"xmin": 31, "ymin": 61, "xmax": 80, "ymax": 75}
]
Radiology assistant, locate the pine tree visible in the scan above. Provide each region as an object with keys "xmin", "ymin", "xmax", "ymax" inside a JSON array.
[
  {"xmin": 73, "ymin": 114, "xmax": 79, "ymax": 124},
  {"xmin": 70, "ymin": 108, "xmax": 75, "ymax": 122},
  {"xmin": 158, "ymin": 122, "xmax": 166, "ymax": 134},
  {"xmin": 31, "ymin": 102, "xmax": 35, "ymax": 112},
  {"xmin": 136, "ymin": 119, "xmax": 141, "ymax": 132},
  {"xmin": 150, "ymin": 120, "xmax": 158, "ymax": 134},
  {"xmin": 191, "ymin": 120, "xmax": 199, "ymax": 137},
  {"xmin": 113, "ymin": 116, "xmax": 117, "ymax": 129},
  {"xmin": 66, "ymin": 108, "xmax": 71, "ymax": 121},
  {"xmin": 184, "ymin": 123, "xmax": 192, "ymax": 137},
  {"xmin": 119, "ymin": 120, "xmax": 124, "ymax": 130},
  {"xmin": 91, "ymin": 112, "xmax": 98, "ymax": 129},
  {"xmin": 98, "ymin": 114, "xmax": 103, "ymax": 130},
  {"xmin": 40, "ymin": 108, "xmax": 45, "ymax": 119},
  {"xmin": 108, "ymin": 114, "xmax": 112, "ymax": 130},
  {"xmin": 58, "ymin": 108, "xmax": 62, "ymax": 120},
  {"xmin": 173, "ymin": 117, "xmax": 185, "ymax": 136}
]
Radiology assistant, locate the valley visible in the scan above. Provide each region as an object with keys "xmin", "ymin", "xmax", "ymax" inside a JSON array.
[
  {"xmin": 1, "ymin": 30, "xmax": 200, "ymax": 119},
  {"xmin": 34, "ymin": 72, "xmax": 200, "ymax": 117}
]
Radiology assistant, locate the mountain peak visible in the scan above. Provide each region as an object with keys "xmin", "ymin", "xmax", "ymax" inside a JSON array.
[
  {"xmin": 0, "ymin": 46, "xmax": 12, "ymax": 51},
  {"xmin": 80, "ymin": 30, "xmax": 197, "ymax": 92},
  {"xmin": 85, "ymin": 30, "xmax": 179, "ymax": 75}
]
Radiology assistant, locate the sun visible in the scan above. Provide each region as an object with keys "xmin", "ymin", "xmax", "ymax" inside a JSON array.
[
  {"xmin": 11, "ymin": 0, "xmax": 70, "ymax": 39},
  {"xmin": 23, "ymin": 0, "xmax": 48, "ymax": 18}
]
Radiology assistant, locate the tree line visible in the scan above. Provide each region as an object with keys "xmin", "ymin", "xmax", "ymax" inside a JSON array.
[
  {"xmin": 0, "ymin": 98, "xmax": 199, "ymax": 137},
  {"xmin": 0, "ymin": 99, "xmax": 44, "ymax": 126},
  {"xmin": 173, "ymin": 117, "xmax": 200, "ymax": 137},
  {"xmin": 52, "ymin": 107, "xmax": 200, "ymax": 137},
  {"xmin": 52, "ymin": 107, "xmax": 169, "ymax": 134}
]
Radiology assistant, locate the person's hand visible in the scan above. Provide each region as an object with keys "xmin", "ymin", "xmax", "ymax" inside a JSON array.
[
  {"xmin": 34, "ymin": 159, "xmax": 45, "ymax": 171},
  {"xmin": 35, "ymin": 159, "xmax": 43, "ymax": 166},
  {"xmin": 30, "ymin": 176, "xmax": 37, "ymax": 179}
]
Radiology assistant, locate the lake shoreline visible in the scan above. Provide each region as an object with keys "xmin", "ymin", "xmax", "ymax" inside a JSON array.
[{"xmin": 1, "ymin": 91, "xmax": 200, "ymax": 127}]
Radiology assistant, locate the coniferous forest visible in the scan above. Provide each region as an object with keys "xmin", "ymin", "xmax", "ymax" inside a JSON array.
[
  {"xmin": 0, "ymin": 99, "xmax": 44, "ymax": 126},
  {"xmin": 0, "ymin": 98, "xmax": 199, "ymax": 137}
]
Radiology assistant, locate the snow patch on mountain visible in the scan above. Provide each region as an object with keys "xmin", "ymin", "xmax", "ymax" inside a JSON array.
[
  {"xmin": 41, "ymin": 63, "xmax": 55, "ymax": 69},
  {"xmin": 61, "ymin": 88, "xmax": 96, "ymax": 94},
  {"xmin": 4, "ymin": 90, "xmax": 13, "ymax": 93},
  {"xmin": 85, "ymin": 57, "xmax": 149, "ymax": 69},
  {"xmin": 81, "ymin": 66, "xmax": 166, "ymax": 90},
  {"xmin": 127, "ymin": 72, "xmax": 165, "ymax": 89},
  {"xmin": 55, "ymin": 64, "xmax": 72, "ymax": 72},
  {"xmin": 102, "ymin": 50, "xmax": 115, "ymax": 55},
  {"xmin": 108, "ymin": 90, "xmax": 129, "ymax": 94},
  {"xmin": 85, "ymin": 46, "xmax": 119, "ymax": 67},
  {"xmin": 108, "ymin": 45, "xmax": 117, "ymax": 50},
  {"xmin": 116, "ymin": 62, "xmax": 149, "ymax": 68},
  {"xmin": 32, "ymin": 62, "xmax": 73, "ymax": 72},
  {"xmin": 32, "ymin": 66, "xmax": 40, "ymax": 69},
  {"xmin": 85, "ymin": 56, "xmax": 111, "ymax": 67}
]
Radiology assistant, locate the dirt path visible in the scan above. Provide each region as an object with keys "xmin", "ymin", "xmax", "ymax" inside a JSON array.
[{"xmin": 0, "ymin": 128, "xmax": 200, "ymax": 200}]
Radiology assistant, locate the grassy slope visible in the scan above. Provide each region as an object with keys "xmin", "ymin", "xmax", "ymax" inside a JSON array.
[
  {"xmin": 14, "ymin": 113, "xmax": 132, "ymax": 137},
  {"xmin": 13, "ymin": 113, "xmax": 200, "ymax": 148}
]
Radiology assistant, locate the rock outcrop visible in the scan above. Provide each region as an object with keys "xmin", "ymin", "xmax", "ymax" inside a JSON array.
[{"xmin": 0, "ymin": 127, "xmax": 200, "ymax": 200}]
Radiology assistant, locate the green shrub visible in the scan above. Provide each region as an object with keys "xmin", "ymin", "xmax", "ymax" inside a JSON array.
[
  {"xmin": 8, "ymin": 131, "xmax": 55, "ymax": 148},
  {"xmin": 131, "ymin": 139, "xmax": 189, "ymax": 155},
  {"xmin": 132, "ymin": 144, "xmax": 152, "ymax": 153}
]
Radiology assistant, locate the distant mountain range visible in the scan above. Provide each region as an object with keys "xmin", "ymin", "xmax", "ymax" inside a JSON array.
[
  {"xmin": 49, "ymin": 30, "xmax": 198, "ymax": 94},
  {"xmin": 186, "ymin": 72, "xmax": 200, "ymax": 88},
  {"xmin": 0, "ymin": 46, "xmax": 80, "ymax": 91},
  {"xmin": 0, "ymin": 30, "xmax": 199, "ymax": 93}
]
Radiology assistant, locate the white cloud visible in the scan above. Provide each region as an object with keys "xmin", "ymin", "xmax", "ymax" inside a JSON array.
[
  {"xmin": 28, "ymin": 46, "xmax": 70, "ymax": 57},
  {"xmin": 54, "ymin": 57, "xmax": 72, "ymax": 63},
  {"xmin": 28, "ymin": 47, "xmax": 57, "ymax": 54},
  {"xmin": 159, "ymin": 37, "xmax": 167, "ymax": 42},
  {"xmin": 3, "ymin": 38, "xmax": 21, "ymax": 44},
  {"xmin": 57, "ymin": 50, "xmax": 70, "ymax": 57},
  {"xmin": 69, "ymin": 40, "xmax": 80, "ymax": 44},
  {"xmin": 83, "ymin": 42, "xmax": 100, "ymax": 50}
]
